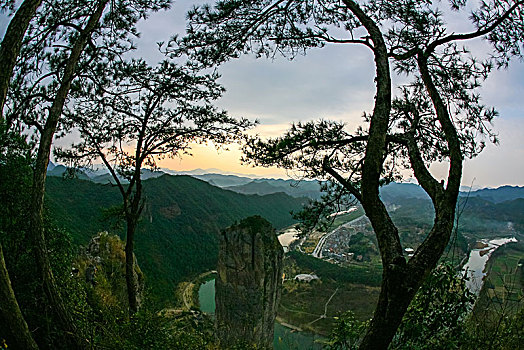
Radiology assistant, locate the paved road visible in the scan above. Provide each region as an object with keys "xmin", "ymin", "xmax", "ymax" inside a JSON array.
[{"xmin": 312, "ymin": 216, "xmax": 365, "ymax": 258}]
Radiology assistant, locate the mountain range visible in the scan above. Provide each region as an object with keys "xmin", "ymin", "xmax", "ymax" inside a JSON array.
[
  {"xmin": 44, "ymin": 164, "xmax": 524, "ymax": 305},
  {"xmin": 45, "ymin": 174, "xmax": 305, "ymax": 304},
  {"xmin": 47, "ymin": 162, "xmax": 524, "ymax": 204}
]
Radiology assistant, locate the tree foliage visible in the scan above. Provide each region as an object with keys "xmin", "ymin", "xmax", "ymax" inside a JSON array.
[
  {"xmin": 57, "ymin": 58, "xmax": 252, "ymax": 178},
  {"xmin": 391, "ymin": 263, "xmax": 475, "ymax": 350},
  {"xmin": 55, "ymin": 55, "xmax": 252, "ymax": 313},
  {"xmin": 327, "ymin": 311, "xmax": 369, "ymax": 350},
  {"xmin": 176, "ymin": 1, "xmax": 524, "ymax": 348},
  {"xmin": 5, "ymin": 0, "xmax": 171, "ymax": 134},
  {"xmin": 0, "ymin": 128, "xmax": 89, "ymax": 348},
  {"xmin": 2, "ymin": 0, "xmax": 173, "ymax": 344}
]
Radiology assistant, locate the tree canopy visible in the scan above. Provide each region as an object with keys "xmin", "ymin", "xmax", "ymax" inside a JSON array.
[
  {"xmin": 176, "ymin": 1, "xmax": 524, "ymax": 348},
  {"xmin": 55, "ymin": 56, "xmax": 252, "ymax": 313}
]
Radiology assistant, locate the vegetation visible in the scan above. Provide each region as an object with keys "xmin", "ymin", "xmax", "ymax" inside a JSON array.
[
  {"xmin": 288, "ymin": 251, "xmax": 382, "ymax": 287},
  {"xmin": 390, "ymin": 263, "xmax": 475, "ymax": 350},
  {"xmin": 56, "ymin": 55, "xmax": 252, "ymax": 314},
  {"xmin": 0, "ymin": 147, "xmax": 91, "ymax": 348},
  {"xmin": 327, "ymin": 311, "xmax": 369, "ymax": 350},
  {"xmin": 280, "ymin": 280, "xmax": 379, "ymax": 336},
  {"xmin": 1, "ymin": 0, "xmax": 524, "ymax": 348},
  {"xmin": 177, "ymin": 1, "xmax": 524, "ymax": 347},
  {"xmin": 468, "ymin": 242, "xmax": 524, "ymax": 349},
  {"xmin": 44, "ymin": 174, "xmax": 304, "ymax": 304},
  {"xmin": 0, "ymin": 117, "xmax": 38, "ymax": 348}
]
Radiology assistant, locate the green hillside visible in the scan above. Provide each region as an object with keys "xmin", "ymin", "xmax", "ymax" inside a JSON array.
[
  {"xmin": 387, "ymin": 196, "xmax": 523, "ymax": 242},
  {"xmin": 468, "ymin": 185, "xmax": 524, "ymax": 203},
  {"xmin": 226, "ymin": 179, "xmax": 322, "ymax": 198},
  {"xmin": 45, "ymin": 174, "xmax": 305, "ymax": 304}
]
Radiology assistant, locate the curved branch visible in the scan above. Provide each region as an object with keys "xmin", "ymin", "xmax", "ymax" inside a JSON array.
[
  {"xmin": 405, "ymin": 133, "xmax": 442, "ymax": 202},
  {"xmin": 426, "ymin": 1, "xmax": 523, "ymax": 55},
  {"xmin": 417, "ymin": 53, "xmax": 462, "ymax": 195},
  {"xmin": 323, "ymin": 162, "xmax": 362, "ymax": 202},
  {"xmin": 0, "ymin": 0, "xmax": 43, "ymax": 118}
]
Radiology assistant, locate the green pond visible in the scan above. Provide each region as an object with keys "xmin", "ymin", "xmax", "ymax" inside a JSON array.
[{"xmin": 198, "ymin": 279, "xmax": 323, "ymax": 349}]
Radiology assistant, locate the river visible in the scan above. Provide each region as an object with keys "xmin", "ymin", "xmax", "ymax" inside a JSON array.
[
  {"xmin": 462, "ymin": 237, "xmax": 517, "ymax": 294},
  {"xmin": 198, "ymin": 279, "xmax": 323, "ymax": 349},
  {"xmin": 278, "ymin": 227, "xmax": 300, "ymax": 253}
]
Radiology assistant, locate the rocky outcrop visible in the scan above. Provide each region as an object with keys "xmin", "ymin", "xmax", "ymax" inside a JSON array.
[
  {"xmin": 215, "ymin": 216, "xmax": 284, "ymax": 349},
  {"xmin": 76, "ymin": 232, "xmax": 144, "ymax": 311}
]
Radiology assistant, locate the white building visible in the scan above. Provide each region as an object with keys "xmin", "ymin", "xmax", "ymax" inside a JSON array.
[{"xmin": 294, "ymin": 274, "xmax": 319, "ymax": 282}]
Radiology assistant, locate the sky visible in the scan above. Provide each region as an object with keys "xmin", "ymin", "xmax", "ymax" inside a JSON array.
[
  {"xmin": 2, "ymin": 1, "xmax": 524, "ymax": 187},
  {"xmin": 131, "ymin": 1, "xmax": 524, "ymax": 187}
]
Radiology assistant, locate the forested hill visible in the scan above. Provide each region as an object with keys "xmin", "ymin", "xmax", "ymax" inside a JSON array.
[{"xmin": 45, "ymin": 174, "xmax": 306, "ymax": 304}]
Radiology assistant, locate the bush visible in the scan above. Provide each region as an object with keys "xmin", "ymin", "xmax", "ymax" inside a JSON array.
[{"xmin": 391, "ymin": 263, "xmax": 475, "ymax": 350}]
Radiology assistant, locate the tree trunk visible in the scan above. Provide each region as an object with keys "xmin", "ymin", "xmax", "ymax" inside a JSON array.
[
  {"xmin": 358, "ymin": 199, "xmax": 457, "ymax": 349},
  {"xmin": 28, "ymin": 1, "xmax": 108, "ymax": 347},
  {"xmin": 357, "ymin": 202, "xmax": 410, "ymax": 349},
  {"xmin": 124, "ymin": 146, "xmax": 145, "ymax": 316},
  {"xmin": 0, "ymin": 243, "xmax": 39, "ymax": 350},
  {"xmin": 125, "ymin": 218, "xmax": 138, "ymax": 315},
  {"xmin": 358, "ymin": 269, "xmax": 414, "ymax": 349},
  {"xmin": 0, "ymin": 0, "xmax": 43, "ymax": 120},
  {"xmin": 335, "ymin": 4, "xmax": 463, "ymax": 348}
]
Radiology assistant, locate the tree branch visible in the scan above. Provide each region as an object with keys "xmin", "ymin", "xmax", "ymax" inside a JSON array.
[
  {"xmin": 323, "ymin": 161, "xmax": 362, "ymax": 202},
  {"xmin": 426, "ymin": 1, "xmax": 523, "ymax": 55}
]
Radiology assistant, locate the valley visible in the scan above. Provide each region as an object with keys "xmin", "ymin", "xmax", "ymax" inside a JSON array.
[{"xmin": 43, "ymin": 169, "xmax": 524, "ymax": 344}]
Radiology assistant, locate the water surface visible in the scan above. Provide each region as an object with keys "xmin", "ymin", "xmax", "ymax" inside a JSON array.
[
  {"xmin": 198, "ymin": 279, "xmax": 322, "ymax": 349},
  {"xmin": 462, "ymin": 237, "xmax": 517, "ymax": 293}
]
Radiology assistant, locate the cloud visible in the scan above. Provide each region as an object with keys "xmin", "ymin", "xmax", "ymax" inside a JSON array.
[
  {"xmin": 461, "ymin": 117, "xmax": 524, "ymax": 188},
  {"xmin": 3, "ymin": 0, "xmax": 524, "ymax": 186},
  {"xmin": 215, "ymin": 44, "xmax": 376, "ymax": 127}
]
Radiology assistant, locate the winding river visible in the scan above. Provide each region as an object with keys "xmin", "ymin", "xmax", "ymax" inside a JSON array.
[
  {"xmin": 462, "ymin": 237, "xmax": 517, "ymax": 294},
  {"xmin": 198, "ymin": 279, "xmax": 323, "ymax": 349},
  {"xmin": 198, "ymin": 237, "xmax": 519, "ymax": 348},
  {"xmin": 278, "ymin": 227, "xmax": 300, "ymax": 253}
]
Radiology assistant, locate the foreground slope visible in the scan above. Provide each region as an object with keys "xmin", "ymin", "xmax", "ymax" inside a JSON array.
[{"xmin": 45, "ymin": 174, "xmax": 305, "ymax": 304}]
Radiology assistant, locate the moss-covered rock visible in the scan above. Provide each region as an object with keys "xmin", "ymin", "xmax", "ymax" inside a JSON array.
[
  {"xmin": 215, "ymin": 216, "xmax": 284, "ymax": 349},
  {"xmin": 75, "ymin": 232, "xmax": 144, "ymax": 312}
]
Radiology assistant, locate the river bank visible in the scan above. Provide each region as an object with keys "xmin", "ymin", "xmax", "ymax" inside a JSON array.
[
  {"xmin": 462, "ymin": 237, "xmax": 518, "ymax": 294},
  {"xmin": 198, "ymin": 278, "xmax": 324, "ymax": 349}
]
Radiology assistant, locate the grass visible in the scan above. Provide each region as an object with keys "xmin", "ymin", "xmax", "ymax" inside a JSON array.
[
  {"xmin": 484, "ymin": 243, "xmax": 524, "ymax": 301},
  {"xmin": 474, "ymin": 241, "xmax": 524, "ymax": 320},
  {"xmin": 278, "ymin": 251, "xmax": 380, "ymax": 335},
  {"xmin": 279, "ymin": 279, "xmax": 379, "ymax": 335}
]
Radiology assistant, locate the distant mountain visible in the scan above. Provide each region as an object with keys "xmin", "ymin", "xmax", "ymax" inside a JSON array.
[
  {"xmin": 163, "ymin": 167, "xmax": 268, "ymax": 178},
  {"xmin": 48, "ymin": 163, "xmax": 171, "ymax": 184},
  {"xmin": 466, "ymin": 185, "xmax": 524, "ymax": 204},
  {"xmin": 225, "ymin": 179, "xmax": 322, "ymax": 199},
  {"xmin": 91, "ymin": 173, "xmax": 122, "ymax": 184},
  {"xmin": 459, "ymin": 196, "xmax": 524, "ymax": 224},
  {"xmin": 193, "ymin": 173, "xmax": 254, "ymax": 187},
  {"xmin": 459, "ymin": 185, "xmax": 483, "ymax": 192},
  {"xmin": 47, "ymin": 164, "xmax": 91, "ymax": 181},
  {"xmin": 80, "ymin": 164, "xmax": 110, "ymax": 178},
  {"xmin": 47, "ymin": 161, "xmax": 56, "ymax": 171},
  {"xmin": 47, "ymin": 162, "xmax": 524, "ymax": 205},
  {"xmin": 225, "ymin": 180, "xmax": 284, "ymax": 196},
  {"xmin": 166, "ymin": 167, "xmax": 216, "ymax": 176},
  {"xmin": 379, "ymin": 182, "xmax": 524, "ymax": 205},
  {"xmin": 387, "ymin": 194, "xmax": 524, "ymax": 240},
  {"xmin": 140, "ymin": 169, "xmax": 165, "ymax": 180},
  {"xmin": 45, "ymin": 174, "xmax": 305, "ymax": 304},
  {"xmin": 380, "ymin": 182, "xmax": 430, "ymax": 202}
]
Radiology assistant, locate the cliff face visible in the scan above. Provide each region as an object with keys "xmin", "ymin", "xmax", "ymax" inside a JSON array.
[
  {"xmin": 76, "ymin": 232, "xmax": 144, "ymax": 311},
  {"xmin": 215, "ymin": 216, "xmax": 284, "ymax": 349}
]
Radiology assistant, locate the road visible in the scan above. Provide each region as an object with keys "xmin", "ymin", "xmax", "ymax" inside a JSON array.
[
  {"xmin": 306, "ymin": 287, "xmax": 339, "ymax": 326},
  {"xmin": 312, "ymin": 216, "xmax": 365, "ymax": 258}
]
